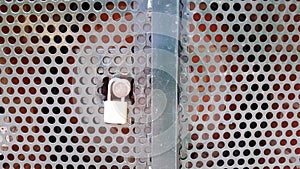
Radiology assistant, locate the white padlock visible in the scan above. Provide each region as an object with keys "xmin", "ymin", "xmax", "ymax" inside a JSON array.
[{"xmin": 104, "ymin": 78, "xmax": 131, "ymax": 124}]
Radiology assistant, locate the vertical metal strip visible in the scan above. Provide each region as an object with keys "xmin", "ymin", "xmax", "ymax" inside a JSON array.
[{"xmin": 151, "ymin": 0, "xmax": 179, "ymax": 168}]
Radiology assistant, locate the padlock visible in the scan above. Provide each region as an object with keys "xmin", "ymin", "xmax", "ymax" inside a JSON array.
[{"xmin": 104, "ymin": 78, "xmax": 130, "ymax": 124}]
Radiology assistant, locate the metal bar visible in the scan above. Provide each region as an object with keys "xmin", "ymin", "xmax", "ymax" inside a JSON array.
[{"xmin": 151, "ymin": 0, "xmax": 179, "ymax": 168}]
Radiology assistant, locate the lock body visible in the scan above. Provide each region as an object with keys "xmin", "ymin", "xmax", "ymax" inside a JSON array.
[{"xmin": 104, "ymin": 101, "xmax": 127, "ymax": 124}]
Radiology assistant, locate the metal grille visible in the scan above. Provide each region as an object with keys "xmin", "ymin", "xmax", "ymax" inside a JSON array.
[
  {"xmin": 179, "ymin": 1, "xmax": 300, "ymax": 169},
  {"xmin": 0, "ymin": 0, "xmax": 299, "ymax": 168},
  {"xmin": 0, "ymin": 1, "xmax": 151, "ymax": 168}
]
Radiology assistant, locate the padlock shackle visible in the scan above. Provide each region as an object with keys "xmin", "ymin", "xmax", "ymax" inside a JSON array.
[{"xmin": 107, "ymin": 78, "xmax": 129, "ymax": 102}]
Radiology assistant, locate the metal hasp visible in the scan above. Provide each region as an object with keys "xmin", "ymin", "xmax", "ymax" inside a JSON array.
[
  {"xmin": 104, "ymin": 78, "xmax": 131, "ymax": 124},
  {"xmin": 151, "ymin": 0, "xmax": 179, "ymax": 168}
]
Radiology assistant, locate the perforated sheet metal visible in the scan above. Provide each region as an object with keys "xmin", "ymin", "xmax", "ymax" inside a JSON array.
[
  {"xmin": 0, "ymin": 0, "xmax": 300, "ymax": 169},
  {"xmin": 179, "ymin": 1, "xmax": 300, "ymax": 169},
  {"xmin": 0, "ymin": 1, "xmax": 151, "ymax": 169}
]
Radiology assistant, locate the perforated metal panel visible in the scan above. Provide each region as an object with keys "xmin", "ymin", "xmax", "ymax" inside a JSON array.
[
  {"xmin": 0, "ymin": 0, "xmax": 299, "ymax": 169},
  {"xmin": 0, "ymin": 1, "xmax": 152, "ymax": 169},
  {"xmin": 179, "ymin": 1, "xmax": 300, "ymax": 169}
]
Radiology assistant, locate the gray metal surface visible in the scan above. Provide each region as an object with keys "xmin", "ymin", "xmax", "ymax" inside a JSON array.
[
  {"xmin": 0, "ymin": 0, "xmax": 299, "ymax": 168},
  {"xmin": 179, "ymin": 0, "xmax": 300, "ymax": 168},
  {"xmin": 151, "ymin": 0, "xmax": 179, "ymax": 168},
  {"xmin": 0, "ymin": 1, "xmax": 152, "ymax": 168}
]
